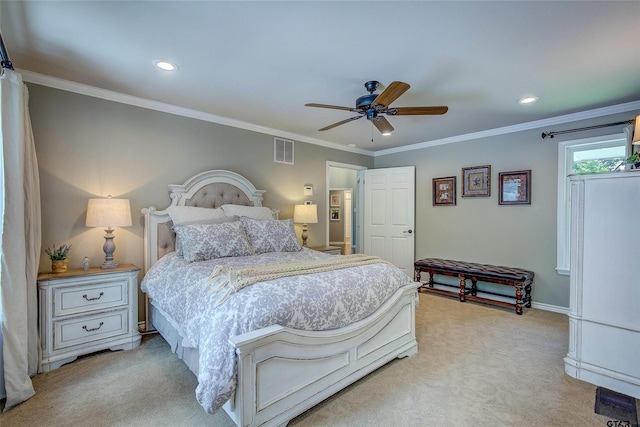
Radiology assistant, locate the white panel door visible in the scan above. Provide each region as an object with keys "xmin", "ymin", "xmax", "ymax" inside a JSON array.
[{"xmin": 363, "ymin": 166, "xmax": 415, "ymax": 275}]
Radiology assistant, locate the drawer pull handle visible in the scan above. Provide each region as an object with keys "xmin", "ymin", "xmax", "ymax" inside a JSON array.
[
  {"xmin": 83, "ymin": 292, "xmax": 104, "ymax": 301},
  {"xmin": 82, "ymin": 322, "xmax": 104, "ymax": 332}
]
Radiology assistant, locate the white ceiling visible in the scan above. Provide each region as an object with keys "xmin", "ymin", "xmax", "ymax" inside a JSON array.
[{"xmin": 2, "ymin": 1, "xmax": 640, "ymax": 154}]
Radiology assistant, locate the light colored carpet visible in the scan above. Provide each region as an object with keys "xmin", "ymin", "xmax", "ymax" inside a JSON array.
[{"xmin": 1, "ymin": 293, "xmax": 631, "ymax": 426}]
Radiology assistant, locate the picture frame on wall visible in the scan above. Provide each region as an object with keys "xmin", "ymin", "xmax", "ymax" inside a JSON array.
[
  {"xmin": 432, "ymin": 176, "xmax": 456, "ymax": 206},
  {"xmin": 330, "ymin": 208, "xmax": 340, "ymax": 221},
  {"xmin": 462, "ymin": 165, "xmax": 491, "ymax": 197},
  {"xmin": 330, "ymin": 194, "xmax": 340, "ymax": 207},
  {"xmin": 499, "ymin": 170, "xmax": 531, "ymax": 205}
]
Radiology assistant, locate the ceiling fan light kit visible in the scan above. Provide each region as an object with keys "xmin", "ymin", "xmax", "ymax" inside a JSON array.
[{"xmin": 306, "ymin": 80, "xmax": 448, "ymax": 135}]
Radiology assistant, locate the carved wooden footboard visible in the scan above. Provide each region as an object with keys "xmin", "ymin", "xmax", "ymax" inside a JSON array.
[{"xmin": 224, "ymin": 282, "xmax": 419, "ymax": 427}]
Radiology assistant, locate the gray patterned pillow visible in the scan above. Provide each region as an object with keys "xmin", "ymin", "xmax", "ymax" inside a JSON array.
[
  {"xmin": 173, "ymin": 221, "xmax": 254, "ymax": 262},
  {"xmin": 240, "ymin": 217, "xmax": 302, "ymax": 254},
  {"xmin": 172, "ymin": 215, "xmax": 239, "ymax": 257}
]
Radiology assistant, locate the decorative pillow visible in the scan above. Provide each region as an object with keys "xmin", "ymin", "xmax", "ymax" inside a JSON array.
[
  {"xmin": 167, "ymin": 206, "xmax": 226, "ymax": 225},
  {"xmin": 221, "ymin": 204, "xmax": 274, "ymax": 220},
  {"xmin": 173, "ymin": 215, "xmax": 239, "ymax": 257},
  {"xmin": 240, "ymin": 217, "xmax": 302, "ymax": 254},
  {"xmin": 173, "ymin": 221, "xmax": 254, "ymax": 262}
]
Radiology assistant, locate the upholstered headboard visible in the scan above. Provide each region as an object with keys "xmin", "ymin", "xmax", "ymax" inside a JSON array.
[{"xmin": 142, "ymin": 170, "xmax": 268, "ymax": 272}]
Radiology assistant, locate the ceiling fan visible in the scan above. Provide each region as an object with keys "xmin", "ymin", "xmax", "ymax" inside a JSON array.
[{"xmin": 305, "ymin": 80, "xmax": 448, "ymax": 135}]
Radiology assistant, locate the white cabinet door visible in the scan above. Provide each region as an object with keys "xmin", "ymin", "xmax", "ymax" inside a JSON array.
[{"xmin": 566, "ymin": 172, "xmax": 640, "ymax": 399}]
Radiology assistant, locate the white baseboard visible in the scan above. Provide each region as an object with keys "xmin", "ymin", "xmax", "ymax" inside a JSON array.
[
  {"xmin": 531, "ymin": 302, "xmax": 569, "ymax": 315},
  {"xmin": 329, "ymin": 241, "xmax": 344, "ymax": 245}
]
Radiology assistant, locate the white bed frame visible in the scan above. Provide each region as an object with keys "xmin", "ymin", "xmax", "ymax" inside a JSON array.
[{"xmin": 142, "ymin": 169, "xmax": 419, "ymax": 427}]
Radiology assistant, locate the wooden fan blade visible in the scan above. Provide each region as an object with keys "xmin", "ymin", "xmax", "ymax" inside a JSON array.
[
  {"xmin": 373, "ymin": 116, "xmax": 394, "ymax": 134},
  {"xmin": 305, "ymin": 103, "xmax": 356, "ymax": 112},
  {"xmin": 392, "ymin": 106, "xmax": 449, "ymax": 115},
  {"xmin": 371, "ymin": 81, "xmax": 410, "ymax": 107},
  {"xmin": 319, "ymin": 115, "xmax": 363, "ymax": 131}
]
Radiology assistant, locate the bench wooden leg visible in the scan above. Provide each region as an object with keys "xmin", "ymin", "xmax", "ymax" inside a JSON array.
[
  {"xmin": 428, "ymin": 272, "xmax": 434, "ymax": 288},
  {"xmin": 515, "ymin": 284, "xmax": 523, "ymax": 315},
  {"xmin": 470, "ymin": 277, "xmax": 478, "ymax": 296},
  {"xmin": 459, "ymin": 274, "xmax": 466, "ymax": 302},
  {"xmin": 525, "ymin": 283, "xmax": 532, "ymax": 308}
]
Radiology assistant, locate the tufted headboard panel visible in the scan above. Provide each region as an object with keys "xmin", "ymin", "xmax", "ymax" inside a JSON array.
[
  {"xmin": 142, "ymin": 170, "xmax": 267, "ymax": 272},
  {"xmin": 184, "ymin": 183, "xmax": 252, "ymax": 208}
]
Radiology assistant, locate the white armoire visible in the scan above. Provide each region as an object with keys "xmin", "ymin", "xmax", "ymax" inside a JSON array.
[{"xmin": 564, "ymin": 172, "xmax": 640, "ymax": 398}]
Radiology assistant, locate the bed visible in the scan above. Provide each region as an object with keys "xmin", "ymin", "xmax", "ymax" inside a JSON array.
[{"xmin": 141, "ymin": 169, "xmax": 420, "ymax": 427}]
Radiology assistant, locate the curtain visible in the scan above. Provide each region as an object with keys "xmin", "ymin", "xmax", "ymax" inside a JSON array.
[{"xmin": 0, "ymin": 69, "xmax": 41, "ymax": 410}]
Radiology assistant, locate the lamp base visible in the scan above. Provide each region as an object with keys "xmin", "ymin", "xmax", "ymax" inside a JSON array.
[
  {"xmin": 301, "ymin": 224, "xmax": 309, "ymax": 247},
  {"xmin": 101, "ymin": 228, "xmax": 119, "ymax": 269},
  {"xmin": 101, "ymin": 261, "xmax": 119, "ymax": 269}
]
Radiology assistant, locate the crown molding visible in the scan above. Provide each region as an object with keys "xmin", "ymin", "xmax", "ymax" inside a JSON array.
[
  {"xmin": 19, "ymin": 69, "xmax": 638, "ymax": 159},
  {"xmin": 373, "ymin": 100, "xmax": 640, "ymax": 157},
  {"xmin": 18, "ymin": 69, "xmax": 374, "ymax": 157}
]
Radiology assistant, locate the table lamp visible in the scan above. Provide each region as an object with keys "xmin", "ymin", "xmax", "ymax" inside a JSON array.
[
  {"xmin": 293, "ymin": 204, "xmax": 318, "ymax": 247},
  {"xmin": 86, "ymin": 196, "xmax": 132, "ymax": 269}
]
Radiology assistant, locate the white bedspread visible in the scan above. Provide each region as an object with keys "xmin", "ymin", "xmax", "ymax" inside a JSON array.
[{"xmin": 141, "ymin": 248, "xmax": 416, "ymax": 414}]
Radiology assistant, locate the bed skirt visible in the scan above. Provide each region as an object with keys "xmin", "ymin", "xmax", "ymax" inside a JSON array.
[{"xmin": 150, "ymin": 303, "xmax": 200, "ymax": 375}]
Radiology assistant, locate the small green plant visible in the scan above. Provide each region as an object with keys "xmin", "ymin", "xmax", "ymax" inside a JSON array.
[
  {"xmin": 627, "ymin": 151, "xmax": 640, "ymax": 164},
  {"xmin": 45, "ymin": 244, "xmax": 71, "ymax": 261}
]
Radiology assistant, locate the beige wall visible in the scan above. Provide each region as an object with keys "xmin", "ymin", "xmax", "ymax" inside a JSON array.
[
  {"xmin": 28, "ymin": 84, "xmax": 373, "ymax": 320},
  {"xmin": 374, "ymin": 112, "xmax": 634, "ymax": 308}
]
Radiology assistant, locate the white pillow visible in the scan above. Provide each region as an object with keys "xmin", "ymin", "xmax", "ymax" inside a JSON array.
[
  {"xmin": 221, "ymin": 204, "xmax": 274, "ymax": 220},
  {"xmin": 240, "ymin": 217, "xmax": 302, "ymax": 254},
  {"xmin": 173, "ymin": 221, "xmax": 254, "ymax": 262},
  {"xmin": 167, "ymin": 206, "xmax": 226, "ymax": 224}
]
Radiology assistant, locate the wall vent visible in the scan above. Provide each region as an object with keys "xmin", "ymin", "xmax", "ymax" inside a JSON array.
[{"xmin": 274, "ymin": 137, "xmax": 294, "ymax": 165}]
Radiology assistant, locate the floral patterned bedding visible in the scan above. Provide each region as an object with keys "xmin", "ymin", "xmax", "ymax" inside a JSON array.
[{"xmin": 141, "ymin": 248, "xmax": 416, "ymax": 414}]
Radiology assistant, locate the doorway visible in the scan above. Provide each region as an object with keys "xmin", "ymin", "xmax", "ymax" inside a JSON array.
[
  {"xmin": 328, "ymin": 188, "xmax": 353, "ymax": 254},
  {"xmin": 326, "ymin": 161, "xmax": 367, "ymax": 254}
]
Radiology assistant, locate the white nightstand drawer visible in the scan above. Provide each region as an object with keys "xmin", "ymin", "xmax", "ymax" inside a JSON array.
[
  {"xmin": 39, "ymin": 265, "xmax": 141, "ymax": 372},
  {"xmin": 53, "ymin": 309, "xmax": 128, "ymax": 350},
  {"xmin": 54, "ymin": 279, "xmax": 128, "ymax": 317}
]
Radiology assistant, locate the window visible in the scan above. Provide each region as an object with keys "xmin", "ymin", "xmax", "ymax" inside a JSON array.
[{"xmin": 556, "ymin": 133, "xmax": 627, "ymax": 275}]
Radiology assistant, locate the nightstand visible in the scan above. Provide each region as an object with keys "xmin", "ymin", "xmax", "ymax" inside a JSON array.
[
  {"xmin": 309, "ymin": 245, "xmax": 342, "ymax": 255},
  {"xmin": 37, "ymin": 264, "xmax": 142, "ymax": 372}
]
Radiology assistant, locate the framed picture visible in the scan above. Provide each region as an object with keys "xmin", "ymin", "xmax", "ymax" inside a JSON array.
[
  {"xmin": 462, "ymin": 165, "xmax": 491, "ymax": 197},
  {"xmin": 499, "ymin": 170, "xmax": 531, "ymax": 205},
  {"xmin": 432, "ymin": 176, "xmax": 456, "ymax": 206},
  {"xmin": 330, "ymin": 208, "xmax": 340, "ymax": 221},
  {"xmin": 330, "ymin": 194, "xmax": 340, "ymax": 207}
]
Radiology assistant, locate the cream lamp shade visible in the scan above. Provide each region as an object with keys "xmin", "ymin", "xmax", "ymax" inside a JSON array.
[
  {"xmin": 293, "ymin": 204, "xmax": 318, "ymax": 246},
  {"xmin": 86, "ymin": 197, "xmax": 132, "ymax": 269},
  {"xmin": 632, "ymin": 114, "xmax": 640, "ymax": 145}
]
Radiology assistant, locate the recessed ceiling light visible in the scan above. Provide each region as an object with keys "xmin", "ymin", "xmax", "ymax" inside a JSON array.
[
  {"xmin": 348, "ymin": 144, "xmax": 357, "ymax": 148},
  {"xmin": 154, "ymin": 60, "xmax": 178, "ymax": 71},
  {"xmin": 518, "ymin": 96, "xmax": 539, "ymax": 105},
  {"xmin": 381, "ymin": 131, "xmax": 392, "ymax": 136}
]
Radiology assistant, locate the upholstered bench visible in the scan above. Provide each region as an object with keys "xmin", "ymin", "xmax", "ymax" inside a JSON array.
[{"xmin": 414, "ymin": 258, "xmax": 534, "ymax": 314}]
